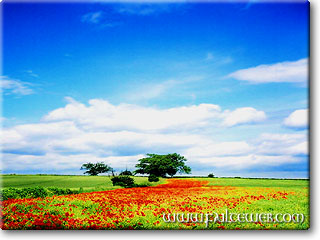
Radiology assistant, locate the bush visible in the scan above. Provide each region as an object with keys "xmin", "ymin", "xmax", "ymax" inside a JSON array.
[
  {"xmin": 1, "ymin": 188, "xmax": 21, "ymax": 200},
  {"xmin": 1, "ymin": 187, "xmax": 48, "ymax": 200},
  {"xmin": 111, "ymin": 176, "xmax": 135, "ymax": 188},
  {"xmin": 208, "ymin": 173, "xmax": 215, "ymax": 178},
  {"xmin": 148, "ymin": 174, "xmax": 159, "ymax": 182},
  {"xmin": 47, "ymin": 187, "xmax": 78, "ymax": 195},
  {"xmin": 23, "ymin": 187, "xmax": 48, "ymax": 198}
]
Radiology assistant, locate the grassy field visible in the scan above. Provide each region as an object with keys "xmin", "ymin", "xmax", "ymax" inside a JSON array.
[
  {"xmin": 1, "ymin": 174, "xmax": 166, "ymax": 192},
  {"xmin": 0, "ymin": 175, "xmax": 309, "ymax": 230},
  {"xmin": 198, "ymin": 177, "xmax": 309, "ymax": 189},
  {"xmin": 2, "ymin": 175, "xmax": 308, "ymax": 190}
]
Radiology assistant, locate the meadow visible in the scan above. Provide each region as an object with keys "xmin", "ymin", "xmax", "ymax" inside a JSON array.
[
  {"xmin": 1, "ymin": 174, "xmax": 165, "ymax": 192},
  {"xmin": 0, "ymin": 175, "xmax": 309, "ymax": 230}
]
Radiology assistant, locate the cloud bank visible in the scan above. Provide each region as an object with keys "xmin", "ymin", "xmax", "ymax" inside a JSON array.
[{"xmin": 1, "ymin": 98, "xmax": 307, "ymax": 175}]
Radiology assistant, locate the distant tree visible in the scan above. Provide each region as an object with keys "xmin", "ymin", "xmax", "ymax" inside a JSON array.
[
  {"xmin": 134, "ymin": 153, "xmax": 191, "ymax": 178},
  {"xmin": 119, "ymin": 170, "xmax": 133, "ymax": 176},
  {"xmin": 80, "ymin": 162, "xmax": 113, "ymax": 176},
  {"xmin": 208, "ymin": 173, "xmax": 215, "ymax": 178}
]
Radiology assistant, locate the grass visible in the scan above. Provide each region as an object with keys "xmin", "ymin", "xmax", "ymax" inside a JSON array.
[
  {"xmin": 0, "ymin": 174, "xmax": 166, "ymax": 192},
  {"xmin": 198, "ymin": 177, "xmax": 309, "ymax": 189}
]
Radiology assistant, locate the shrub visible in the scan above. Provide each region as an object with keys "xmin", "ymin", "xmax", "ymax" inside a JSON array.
[
  {"xmin": 1, "ymin": 188, "xmax": 20, "ymax": 200},
  {"xmin": 111, "ymin": 176, "xmax": 135, "ymax": 188},
  {"xmin": 1, "ymin": 187, "xmax": 48, "ymax": 200},
  {"xmin": 23, "ymin": 187, "xmax": 48, "ymax": 198},
  {"xmin": 148, "ymin": 174, "xmax": 159, "ymax": 182},
  {"xmin": 208, "ymin": 173, "xmax": 215, "ymax": 178},
  {"xmin": 0, "ymin": 186, "xmax": 79, "ymax": 201},
  {"xmin": 47, "ymin": 187, "xmax": 78, "ymax": 195}
]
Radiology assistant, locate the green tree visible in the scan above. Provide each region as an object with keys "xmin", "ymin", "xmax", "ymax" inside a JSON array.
[
  {"xmin": 80, "ymin": 162, "xmax": 113, "ymax": 176},
  {"xmin": 134, "ymin": 153, "xmax": 191, "ymax": 178},
  {"xmin": 119, "ymin": 170, "xmax": 133, "ymax": 176}
]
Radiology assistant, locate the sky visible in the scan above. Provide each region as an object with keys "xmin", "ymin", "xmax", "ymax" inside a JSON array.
[{"xmin": 0, "ymin": 0, "xmax": 309, "ymax": 178}]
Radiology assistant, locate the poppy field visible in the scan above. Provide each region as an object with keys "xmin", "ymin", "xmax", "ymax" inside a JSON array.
[{"xmin": 0, "ymin": 176, "xmax": 309, "ymax": 230}]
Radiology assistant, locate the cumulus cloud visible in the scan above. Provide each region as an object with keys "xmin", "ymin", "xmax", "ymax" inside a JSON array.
[
  {"xmin": 228, "ymin": 58, "xmax": 308, "ymax": 85},
  {"xmin": 42, "ymin": 98, "xmax": 268, "ymax": 131},
  {"xmin": 43, "ymin": 98, "xmax": 224, "ymax": 132},
  {"xmin": 284, "ymin": 109, "xmax": 308, "ymax": 128},
  {"xmin": 0, "ymin": 76, "xmax": 34, "ymax": 95},
  {"xmin": 222, "ymin": 107, "xmax": 266, "ymax": 127},
  {"xmin": 1, "ymin": 98, "xmax": 307, "ymax": 174}
]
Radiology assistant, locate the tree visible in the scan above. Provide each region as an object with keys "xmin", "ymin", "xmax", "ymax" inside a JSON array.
[
  {"xmin": 80, "ymin": 162, "xmax": 113, "ymax": 176},
  {"xmin": 208, "ymin": 173, "xmax": 215, "ymax": 178},
  {"xmin": 119, "ymin": 170, "xmax": 133, "ymax": 176},
  {"xmin": 134, "ymin": 153, "xmax": 191, "ymax": 178}
]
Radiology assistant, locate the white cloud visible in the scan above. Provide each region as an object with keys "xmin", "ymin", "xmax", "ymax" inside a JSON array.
[
  {"xmin": 125, "ymin": 76, "xmax": 204, "ymax": 101},
  {"xmin": 222, "ymin": 107, "xmax": 266, "ymax": 127},
  {"xmin": 127, "ymin": 80, "xmax": 178, "ymax": 101},
  {"xmin": 228, "ymin": 58, "xmax": 308, "ymax": 85},
  {"xmin": 185, "ymin": 141, "xmax": 254, "ymax": 158},
  {"xmin": 81, "ymin": 11, "xmax": 104, "ymax": 24},
  {"xmin": 1, "ymin": 98, "xmax": 307, "ymax": 173},
  {"xmin": 193, "ymin": 155, "xmax": 301, "ymax": 169},
  {"xmin": 284, "ymin": 109, "xmax": 308, "ymax": 128},
  {"xmin": 114, "ymin": 4, "xmax": 171, "ymax": 16},
  {"xmin": 43, "ymin": 98, "xmax": 224, "ymax": 132},
  {"xmin": 254, "ymin": 133, "xmax": 308, "ymax": 155},
  {"xmin": 1, "ymin": 153, "xmax": 145, "ymax": 172},
  {"xmin": 43, "ymin": 98, "xmax": 267, "ymax": 131},
  {"xmin": 0, "ymin": 76, "xmax": 34, "ymax": 95},
  {"xmin": 26, "ymin": 70, "xmax": 39, "ymax": 78}
]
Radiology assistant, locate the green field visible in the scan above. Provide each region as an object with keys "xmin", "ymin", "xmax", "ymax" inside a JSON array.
[
  {"xmin": 0, "ymin": 174, "xmax": 166, "ymax": 192},
  {"xmin": 199, "ymin": 177, "xmax": 309, "ymax": 189},
  {"xmin": 1, "ymin": 174, "xmax": 308, "ymax": 192},
  {"xmin": 1, "ymin": 175, "xmax": 309, "ymax": 230}
]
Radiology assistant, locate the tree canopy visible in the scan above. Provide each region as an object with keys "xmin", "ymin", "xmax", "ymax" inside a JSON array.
[
  {"xmin": 119, "ymin": 170, "xmax": 133, "ymax": 176},
  {"xmin": 80, "ymin": 162, "xmax": 113, "ymax": 176},
  {"xmin": 134, "ymin": 153, "xmax": 191, "ymax": 177}
]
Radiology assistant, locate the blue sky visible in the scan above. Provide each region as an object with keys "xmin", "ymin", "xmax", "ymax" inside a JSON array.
[{"xmin": 1, "ymin": 1, "xmax": 309, "ymax": 178}]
